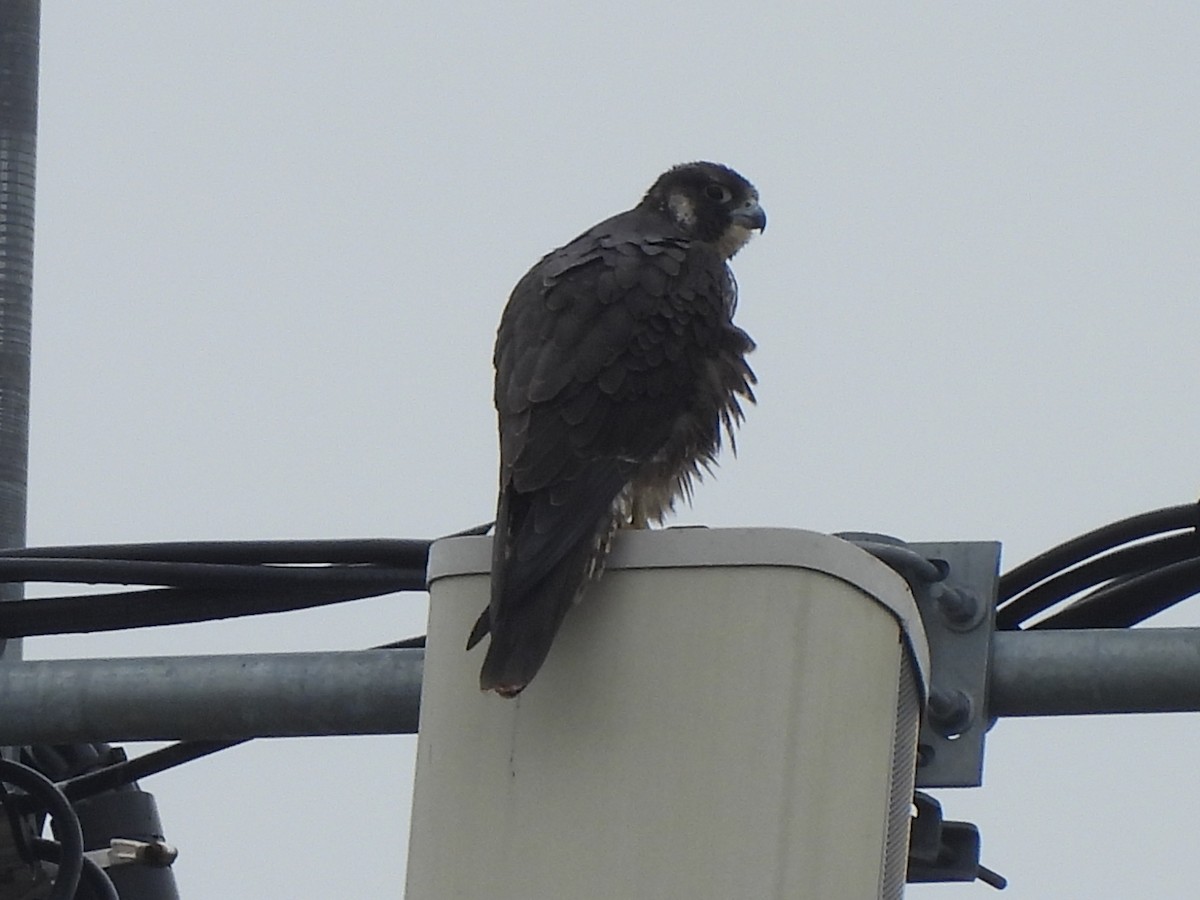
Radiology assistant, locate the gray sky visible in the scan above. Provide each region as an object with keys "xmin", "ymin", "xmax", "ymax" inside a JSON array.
[{"xmin": 26, "ymin": 3, "xmax": 1200, "ymax": 896}]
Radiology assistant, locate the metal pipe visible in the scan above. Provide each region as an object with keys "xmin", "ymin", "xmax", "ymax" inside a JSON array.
[
  {"xmin": 6, "ymin": 628, "xmax": 1200, "ymax": 742},
  {"xmin": 991, "ymin": 628, "xmax": 1200, "ymax": 717},
  {"xmin": 0, "ymin": 0, "xmax": 39, "ymax": 656},
  {"xmin": 0, "ymin": 650, "xmax": 423, "ymax": 744}
]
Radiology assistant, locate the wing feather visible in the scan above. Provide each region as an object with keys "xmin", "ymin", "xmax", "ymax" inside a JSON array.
[{"xmin": 474, "ymin": 206, "xmax": 756, "ymax": 693}]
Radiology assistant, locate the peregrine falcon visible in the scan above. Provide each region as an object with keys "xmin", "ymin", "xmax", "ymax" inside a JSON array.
[{"xmin": 467, "ymin": 161, "xmax": 765, "ymax": 697}]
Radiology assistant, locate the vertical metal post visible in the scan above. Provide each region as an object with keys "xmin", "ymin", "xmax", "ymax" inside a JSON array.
[
  {"xmin": 0, "ymin": 6, "xmax": 42, "ymax": 896},
  {"xmin": 0, "ymin": 0, "xmax": 38, "ymax": 662}
]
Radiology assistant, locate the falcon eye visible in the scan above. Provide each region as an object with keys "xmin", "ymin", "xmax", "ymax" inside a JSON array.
[{"xmin": 704, "ymin": 183, "xmax": 732, "ymax": 203}]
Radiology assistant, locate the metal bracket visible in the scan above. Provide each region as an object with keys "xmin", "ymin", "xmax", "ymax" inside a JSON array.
[
  {"xmin": 843, "ymin": 535, "xmax": 1000, "ymax": 788},
  {"xmin": 908, "ymin": 540, "xmax": 1000, "ymax": 788},
  {"xmin": 84, "ymin": 837, "xmax": 178, "ymax": 870},
  {"xmin": 907, "ymin": 792, "xmax": 1006, "ymax": 889}
]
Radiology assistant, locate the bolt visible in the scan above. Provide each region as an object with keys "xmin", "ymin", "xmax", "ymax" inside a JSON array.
[
  {"xmin": 927, "ymin": 687, "xmax": 973, "ymax": 737},
  {"xmin": 932, "ymin": 583, "xmax": 983, "ymax": 630}
]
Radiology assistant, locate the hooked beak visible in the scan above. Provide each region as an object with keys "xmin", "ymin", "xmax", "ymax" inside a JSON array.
[{"xmin": 732, "ymin": 199, "xmax": 767, "ymax": 233}]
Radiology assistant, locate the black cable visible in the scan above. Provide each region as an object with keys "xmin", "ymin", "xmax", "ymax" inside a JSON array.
[
  {"xmin": 0, "ymin": 537, "xmax": 432, "ymax": 565},
  {"xmin": 996, "ymin": 532, "xmax": 1200, "ymax": 629},
  {"xmin": 441, "ymin": 520, "xmax": 494, "ymax": 538},
  {"xmin": 0, "ymin": 528, "xmax": 499, "ymax": 637},
  {"xmin": 976, "ymin": 864, "xmax": 1008, "ymax": 890},
  {"xmin": 0, "ymin": 575, "xmax": 424, "ymax": 638},
  {"xmin": 0, "ymin": 557, "xmax": 420, "ymax": 590},
  {"xmin": 377, "ymin": 634, "xmax": 427, "ymax": 649},
  {"xmin": 0, "ymin": 759, "xmax": 83, "ymax": 900},
  {"xmin": 836, "ymin": 535, "xmax": 947, "ymax": 585},
  {"xmin": 997, "ymin": 502, "xmax": 1200, "ymax": 602},
  {"xmin": 0, "ymin": 521, "xmax": 492, "ymax": 566},
  {"xmin": 24, "ymin": 744, "xmax": 127, "ymax": 784},
  {"xmin": 60, "ymin": 740, "xmax": 244, "ymax": 804},
  {"xmin": 1033, "ymin": 556, "xmax": 1200, "ymax": 630}
]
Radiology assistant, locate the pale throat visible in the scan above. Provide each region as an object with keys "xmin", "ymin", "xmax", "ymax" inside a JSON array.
[{"xmin": 715, "ymin": 223, "xmax": 755, "ymax": 261}]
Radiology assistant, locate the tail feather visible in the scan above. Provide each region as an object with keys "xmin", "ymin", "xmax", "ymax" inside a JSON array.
[
  {"xmin": 475, "ymin": 533, "xmax": 595, "ymax": 696},
  {"xmin": 465, "ymin": 609, "xmax": 490, "ymax": 651}
]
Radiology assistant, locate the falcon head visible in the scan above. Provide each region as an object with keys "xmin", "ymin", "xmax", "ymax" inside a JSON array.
[{"xmin": 642, "ymin": 161, "xmax": 766, "ymax": 260}]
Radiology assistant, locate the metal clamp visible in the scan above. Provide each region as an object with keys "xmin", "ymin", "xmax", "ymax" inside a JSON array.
[
  {"xmin": 844, "ymin": 535, "xmax": 1000, "ymax": 788},
  {"xmin": 84, "ymin": 838, "xmax": 178, "ymax": 870}
]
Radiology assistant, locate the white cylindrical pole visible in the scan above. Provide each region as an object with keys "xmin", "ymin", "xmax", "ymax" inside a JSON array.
[{"xmin": 409, "ymin": 528, "xmax": 928, "ymax": 900}]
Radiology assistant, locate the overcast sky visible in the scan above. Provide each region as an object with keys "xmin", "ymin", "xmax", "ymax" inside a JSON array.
[{"xmin": 25, "ymin": 3, "xmax": 1200, "ymax": 896}]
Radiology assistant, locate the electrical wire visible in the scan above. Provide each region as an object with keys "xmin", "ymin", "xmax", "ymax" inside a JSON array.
[
  {"xmin": 835, "ymin": 534, "xmax": 947, "ymax": 585},
  {"xmin": 0, "ymin": 525, "xmax": 493, "ymax": 638},
  {"xmin": 0, "ymin": 759, "xmax": 83, "ymax": 900},
  {"xmin": 0, "ymin": 537, "xmax": 432, "ymax": 565},
  {"xmin": 0, "ymin": 557, "xmax": 419, "ymax": 590},
  {"xmin": 1031, "ymin": 556, "xmax": 1200, "ymax": 630},
  {"xmin": 377, "ymin": 634, "xmax": 427, "ymax": 649},
  {"xmin": 0, "ymin": 579, "xmax": 423, "ymax": 638},
  {"xmin": 995, "ymin": 531, "xmax": 1200, "ymax": 630},
  {"xmin": 23, "ymin": 743, "xmax": 127, "ymax": 785},
  {"xmin": 996, "ymin": 502, "xmax": 1200, "ymax": 629},
  {"xmin": 997, "ymin": 502, "xmax": 1199, "ymax": 604},
  {"xmin": 59, "ymin": 739, "xmax": 244, "ymax": 803}
]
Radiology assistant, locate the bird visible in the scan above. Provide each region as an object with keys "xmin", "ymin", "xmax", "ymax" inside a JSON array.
[{"xmin": 466, "ymin": 161, "xmax": 765, "ymax": 697}]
